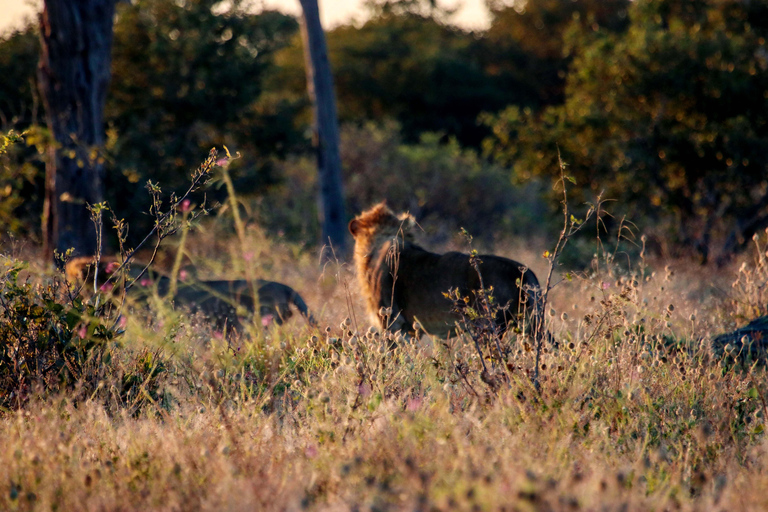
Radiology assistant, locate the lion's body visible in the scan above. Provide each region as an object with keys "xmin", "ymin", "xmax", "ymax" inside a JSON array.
[
  {"xmin": 349, "ymin": 203, "xmax": 541, "ymax": 337},
  {"xmin": 66, "ymin": 257, "xmax": 315, "ymax": 331},
  {"xmin": 163, "ymin": 278, "xmax": 315, "ymax": 330}
]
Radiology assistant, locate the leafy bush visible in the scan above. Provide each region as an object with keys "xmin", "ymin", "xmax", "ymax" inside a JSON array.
[
  {"xmin": 0, "ymin": 129, "xmax": 44, "ymax": 239},
  {"xmin": 0, "ymin": 256, "xmax": 176, "ymax": 414},
  {"xmin": 257, "ymin": 121, "xmax": 547, "ymax": 247},
  {"xmin": 483, "ymin": 0, "xmax": 768, "ymax": 262},
  {"xmin": 0, "ymin": 258, "xmax": 117, "ymax": 409}
]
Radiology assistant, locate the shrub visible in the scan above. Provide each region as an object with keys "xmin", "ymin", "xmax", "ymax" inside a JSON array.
[
  {"xmin": 257, "ymin": 121, "xmax": 547, "ymax": 247},
  {"xmin": 0, "ymin": 258, "xmax": 117, "ymax": 409}
]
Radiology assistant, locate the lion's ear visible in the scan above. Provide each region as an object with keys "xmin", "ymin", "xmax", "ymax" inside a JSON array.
[{"xmin": 349, "ymin": 219, "xmax": 361, "ymax": 236}]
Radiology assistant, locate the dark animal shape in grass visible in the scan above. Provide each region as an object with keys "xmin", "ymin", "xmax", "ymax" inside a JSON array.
[
  {"xmin": 710, "ymin": 316, "xmax": 768, "ymax": 362},
  {"xmin": 66, "ymin": 256, "xmax": 316, "ymax": 332}
]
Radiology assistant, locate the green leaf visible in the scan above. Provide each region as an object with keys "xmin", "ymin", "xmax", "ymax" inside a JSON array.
[
  {"xmin": 65, "ymin": 310, "xmax": 81, "ymax": 330},
  {"xmin": 45, "ymin": 300, "xmax": 64, "ymax": 315}
]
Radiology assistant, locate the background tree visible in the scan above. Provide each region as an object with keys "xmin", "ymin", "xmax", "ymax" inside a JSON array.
[
  {"xmin": 272, "ymin": 1, "xmax": 524, "ymax": 148},
  {"xmin": 481, "ymin": 0, "xmax": 630, "ymax": 106},
  {"xmin": 106, "ymin": 0, "xmax": 301, "ymax": 240},
  {"xmin": 0, "ymin": 27, "xmax": 46, "ymax": 238},
  {"xmin": 4, "ymin": 0, "xmax": 768, "ymax": 263},
  {"xmin": 298, "ymin": 0, "xmax": 347, "ymax": 256},
  {"xmin": 38, "ymin": 0, "xmax": 117, "ymax": 261},
  {"xmin": 483, "ymin": 0, "xmax": 768, "ymax": 262},
  {"xmin": 0, "ymin": 2, "xmax": 303, "ymax": 248},
  {"xmin": 0, "ymin": 27, "xmax": 42, "ymax": 129},
  {"xmin": 268, "ymin": 0, "xmax": 630, "ymax": 150}
]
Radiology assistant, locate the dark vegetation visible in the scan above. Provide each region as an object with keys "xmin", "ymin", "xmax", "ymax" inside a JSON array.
[{"xmin": 1, "ymin": 0, "xmax": 766, "ymax": 262}]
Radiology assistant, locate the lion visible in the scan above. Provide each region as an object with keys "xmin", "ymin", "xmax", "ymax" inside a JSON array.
[
  {"xmin": 65, "ymin": 256, "xmax": 316, "ymax": 331},
  {"xmin": 348, "ymin": 202, "xmax": 542, "ymax": 337}
]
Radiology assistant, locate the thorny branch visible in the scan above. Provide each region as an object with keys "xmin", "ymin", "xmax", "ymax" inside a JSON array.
[{"xmin": 533, "ymin": 149, "xmax": 599, "ymax": 391}]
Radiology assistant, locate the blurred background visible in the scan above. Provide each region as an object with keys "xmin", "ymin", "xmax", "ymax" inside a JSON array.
[{"xmin": 1, "ymin": 0, "xmax": 767, "ymax": 267}]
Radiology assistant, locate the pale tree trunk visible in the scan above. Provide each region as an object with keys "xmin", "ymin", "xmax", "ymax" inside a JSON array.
[
  {"xmin": 38, "ymin": 0, "xmax": 116, "ymax": 264},
  {"xmin": 298, "ymin": 0, "xmax": 347, "ymax": 258}
]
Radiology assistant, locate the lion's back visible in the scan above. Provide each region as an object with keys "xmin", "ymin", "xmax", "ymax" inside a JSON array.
[{"xmin": 391, "ymin": 248, "xmax": 538, "ymax": 335}]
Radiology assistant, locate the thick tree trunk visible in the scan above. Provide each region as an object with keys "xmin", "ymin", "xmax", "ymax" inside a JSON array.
[
  {"xmin": 298, "ymin": 0, "xmax": 347, "ymax": 258},
  {"xmin": 38, "ymin": 0, "xmax": 116, "ymax": 263}
]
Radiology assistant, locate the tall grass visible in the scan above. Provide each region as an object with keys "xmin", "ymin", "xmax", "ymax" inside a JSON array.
[{"xmin": 1, "ymin": 222, "xmax": 767, "ymax": 510}]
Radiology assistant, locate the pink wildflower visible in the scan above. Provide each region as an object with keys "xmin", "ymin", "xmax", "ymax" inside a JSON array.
[
  {"xmin": 78, "ymin": 325, "xmax": 87, "ymax": 338},
  {"xmin": 99, "ymin": 282, "xmax": 113, "ymax": 292},
  {"xmin": 180, "ymin": 199, "xmax": 191, "ymax": 213},
  {"xmin": 261, "ymin": 314, "xmax": 274, "ymax": 327},
  {"xmin": 357, "ymin": 383, "xmax": 371, "ymax": 398},
  {"xmin": 406, "ymin": 397, "xmax": 422, "ymax": 412},
  {"xmin": 179, "ymin": 269, "xmax": 189, "ymax": 282},
  {"xmin": 105, "ymin": 261, "xmax": 120, "ymax": 274},
  {"xmin": 601, "ymin": 281, "xmax": 611, "ymax": 290},
  {"xmin": 140, "ymin": 278, "xmax": 151, "ymax": 287}
]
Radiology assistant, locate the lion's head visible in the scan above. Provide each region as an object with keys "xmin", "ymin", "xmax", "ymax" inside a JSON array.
[{"xmin": 348, "ymin": 202, "xmax": 417, "ymax": 257}]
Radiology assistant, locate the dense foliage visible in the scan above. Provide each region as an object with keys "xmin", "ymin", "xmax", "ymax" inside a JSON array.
[
  {"xmin": 108, "ymin": 0, "xmax": 301, "ymax": 183},
  {"xmin": 256, "ymin": 122, "xmax": 546, "ymax": 246},
  {"xmin": 105, "ymin": 0, "xmax": 301, "ymax": 237},
  {"xmin": 484, "ymin": 0, "xmax": 768, "ymax": 262},
  {"xmin": 482, "ymin": 0, "xmax": 630, "ymax": 106},
  {"xmin": 271, "ymin": 0, "xmax": 631, "ymax": 147},
  {"xmin": 0, "ymin": 258, "xmax": 116, "ymax": 409},
  {"xmin": 0, "ymin": 0, "xmax": 767, "ymax": 258},
  {"xmin": 0, "ymin": 0, "xmax": 302, "ymax": 242}
]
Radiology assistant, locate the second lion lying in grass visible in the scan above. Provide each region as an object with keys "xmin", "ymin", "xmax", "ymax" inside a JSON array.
[
  {"xmin": 66, "ymin": 257, "xmax": 316, "ymax": 333},
  {"xmin": 349, "ymin": 202, "xmax": 542, "ymax": 338}
]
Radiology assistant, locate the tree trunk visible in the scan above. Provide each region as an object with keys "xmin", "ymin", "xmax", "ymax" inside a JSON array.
[
  {"xmin": 38, "ymin": 0, "xmax": 116, "ymax": 264},
  {"xmin": 298, "ymin": 0, "xmax": 347, "ymax": 258}
]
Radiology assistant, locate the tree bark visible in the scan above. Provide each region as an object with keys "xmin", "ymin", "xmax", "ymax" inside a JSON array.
[
  {"xmin": 38, "ymin": 0, "xmax": 116, "ymax": 263},
  {"xmin": 298, "ymin": 0, "xmax": 347, "ymax": 258}
]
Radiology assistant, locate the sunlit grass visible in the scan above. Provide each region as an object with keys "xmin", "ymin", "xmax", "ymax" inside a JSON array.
[{"xmin": 1, "ymin": 231, "xmax": 767, "ymax": 511}]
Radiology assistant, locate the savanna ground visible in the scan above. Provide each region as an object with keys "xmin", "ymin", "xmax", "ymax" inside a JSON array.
[{"xmin": 2, "ymin": 207, "xmax": 768, "ymax": 512}]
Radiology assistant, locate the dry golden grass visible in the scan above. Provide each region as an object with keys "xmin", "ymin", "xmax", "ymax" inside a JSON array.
[{"xmin": 2, "ymin": 228, "xmax": 768, "ymax": 511}]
